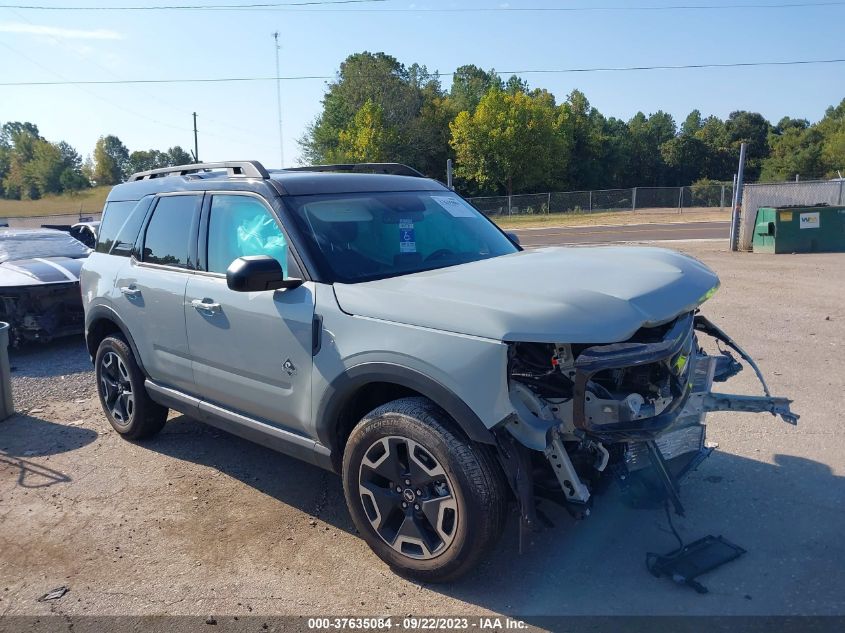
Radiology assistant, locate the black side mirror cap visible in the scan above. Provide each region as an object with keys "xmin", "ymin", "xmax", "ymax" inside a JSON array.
[
  {"xmin": 506, "ymin": 231, "xmax": 521, "ymax": 246},
  {"xmin": 226, "ymin": 255, "xmax": 303, "ymax": 292}
]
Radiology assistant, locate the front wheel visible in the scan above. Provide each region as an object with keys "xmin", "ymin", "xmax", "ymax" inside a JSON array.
[
  {"xmin": 342, "ymin": 397, "xmax": 508, "ymax": 583},
  {"xmin": 95, "ymin": 335, "xmax": 168, "ymax": 440}
]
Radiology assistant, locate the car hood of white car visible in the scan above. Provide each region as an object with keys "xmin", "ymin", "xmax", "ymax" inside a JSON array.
[
  {"xmin": 333, "ymin": 246, "xmax": 720, "ymax": 343},
  {"xmin": 0, "ymin": 257, "xmax": 84, "ymax": 288}
]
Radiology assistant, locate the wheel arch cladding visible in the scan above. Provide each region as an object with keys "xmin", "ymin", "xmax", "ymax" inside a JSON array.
[
  {"xmin": 85, "ymin": 306, "xmax": 146, "ymax": 374},
  {"xmin": 317, "ymin": 363, "xmax": 495, "ymax": 469}
]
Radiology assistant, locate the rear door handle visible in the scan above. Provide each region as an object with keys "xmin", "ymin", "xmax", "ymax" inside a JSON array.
[
  {"xmin": 120, "ymin": 286, "xmax": 141, "ymax": 299},
  {"xmin": 191, "ymin": 298, "xmax": 221, "ymax": 314}
]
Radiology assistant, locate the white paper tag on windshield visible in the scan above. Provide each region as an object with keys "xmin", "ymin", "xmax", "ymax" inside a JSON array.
[{"xmin": 432, "ymin": 196, "xmax": 476, "ymax": 218}]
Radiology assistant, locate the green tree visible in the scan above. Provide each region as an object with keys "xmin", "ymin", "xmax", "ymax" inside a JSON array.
[
  {"xmin": 300, "ymin": 52, "xmax": 446, "ymax": 173},
  {"xmin": 128, "ymin": 149, "xmax": 168, "ymax": 174},
  {"xmin": 28, "ymin": 140, "xmax": 66, "ymax": 197},
  {"xmin": 760, "ymin": 126, "xmax": 825, "ymax": 181},
  {"xmin": 2, "ymin": 124, "xmax": 41, "ymax": 199},
  {"xmin": 448, "ymin": 65, "xmax": 503, "ymax": 114},
  {"xmin": 661, "ymin": 134, "xmax": 707, "ymax": 185},
  {"xmin": 93, "ymin": 135, "xmax": 130, "ymax": 185},
  {"xmin": 725, "ymin": 111, "xmax": 771, "ymax": 180},
  {"xmin": 555, "ymin": 90, "xmax": 607, "ymax": 189},
  {"xmin": 817, "ymin": 99, "xmax": 845, "ymax": 176},
  {"xmin": 450, "ymin": 88, "xmax": 559, "ymax": 196},
  {"xmin": 60, "ymin": 168, "xmax": 90, "ymax": 194},
  {"xmin": 167, "ymin": 146, "xmax": 193, "ymax": 166},
  {"xmin": 694, "ymin": 115, "xmax": 732, "ymax": 180},
  {"xmin": 334, "ymin": 99, "xmax": 396, "ymax": 162},
  {"xmin": 680, "ymin": 109, "xmax": 703, "ymax": 136},
  {"xmin": 624, "ymin": 111, "xmax": 676, "ymax": 186}
]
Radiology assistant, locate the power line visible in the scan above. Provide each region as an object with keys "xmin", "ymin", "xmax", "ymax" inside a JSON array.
[
  {"xmin": 2, "ymin": 5, "xmax": 281, "ymax": 150},
  {"xmin": 0, "ymin": 39, "xmax": 193, "ymax": 134},
  {"xmin": 2, "ymin": 0, "xmax": 843, "ymax": 10},
  {"xmin": 0, "ymin": 0, "xmax": 385, "ymax": 9},
  {"xmin": 2, "ymin": 58, "xmax": 844, "ymax": 86}
]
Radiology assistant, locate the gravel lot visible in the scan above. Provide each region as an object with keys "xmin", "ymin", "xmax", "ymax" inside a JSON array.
[
  {"xmin": 1, "ymin": 242, "xmax": 843, "ymax": 624},
  {"xmin": 9, "ymin": 339, "xmax": 93, "ymax": 412}
]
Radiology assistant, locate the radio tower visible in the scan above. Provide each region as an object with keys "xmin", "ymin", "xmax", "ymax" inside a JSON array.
[{"xmin": 273, "ymin": 31, "xmax": 284, "ymax": 168}]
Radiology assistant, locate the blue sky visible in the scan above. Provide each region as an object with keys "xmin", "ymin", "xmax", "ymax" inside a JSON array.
[{"xmin": 1, "ymin": 0, "xmax": 843, "ymax": 169}]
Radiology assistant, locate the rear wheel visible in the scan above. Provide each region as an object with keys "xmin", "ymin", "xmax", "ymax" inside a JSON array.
[
  {"xmin": 95, "ymin": 335, "xmax": 167, "ymax": 439},
  {"xmin": 342, "ymin": 397, "xmax": 508, "ymax": 582}
]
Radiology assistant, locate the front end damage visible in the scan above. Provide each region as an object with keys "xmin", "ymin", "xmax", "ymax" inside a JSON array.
[
  {"xmin": 497, "ymin": 310, "xmax": 797, "ymax": 540},
  {"xmin": 0, "ymin": 283, "xmax": 84, "ymax": 347}
]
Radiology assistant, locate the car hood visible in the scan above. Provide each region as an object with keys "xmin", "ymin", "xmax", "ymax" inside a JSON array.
[
  {"xmin": 333, "ymin": 246, "xmax": 720, "ymax": 343},
  {"xmin": 0, "ymin": 257, "xmax": 84, "ymax": 288}
]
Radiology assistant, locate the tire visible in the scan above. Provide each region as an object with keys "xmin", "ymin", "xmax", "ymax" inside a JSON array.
[
  {"xmin": 342, "ymin": 397, "xmax": 508, "ymax": 583},
  {"xmin": 94, "ymin": 334, "xmax": 168, "ymax": 440}
]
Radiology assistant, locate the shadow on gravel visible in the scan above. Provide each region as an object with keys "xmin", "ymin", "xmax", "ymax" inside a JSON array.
[
  {"xmin": 145, "ymin": 414, "xmax": 355, "ymax": 534},
  {"xmin": 426, "ymin": 450, "xmax": 845, "ymax": 617},
  {"xmin": 126, "ymin": 412, "xmax": 845, "ymax": 616},
  {"xmin": 8, "ymin": 337, "xmax": 90, "ymax": 378},
  {"xmin": 0, "ymin": 414, "xmax": 97, "ymax": 488}
]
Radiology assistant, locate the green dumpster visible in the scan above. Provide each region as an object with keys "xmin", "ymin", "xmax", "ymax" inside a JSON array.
[{"xmin": 753, "ymin": 206, "xmax": 845, "ymax": 253}]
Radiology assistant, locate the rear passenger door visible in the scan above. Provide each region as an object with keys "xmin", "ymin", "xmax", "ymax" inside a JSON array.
[
  {"xmin": 115, "ymin": 193, "xmax": 201, "ymax": 393},
  {"xmin": 185, "ymin": 193, "xmax": 315, "ymax": 436}
]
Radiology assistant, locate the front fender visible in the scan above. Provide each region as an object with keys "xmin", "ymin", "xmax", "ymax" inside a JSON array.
[{"xmin": 315, "ymin": 362, "xmax": 496, "ymax": 452}]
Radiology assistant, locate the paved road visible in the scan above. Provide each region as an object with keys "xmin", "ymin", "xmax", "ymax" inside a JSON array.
[{"xmin": 513, "ymin": 220, "xmax": 729, "ymax": 247}]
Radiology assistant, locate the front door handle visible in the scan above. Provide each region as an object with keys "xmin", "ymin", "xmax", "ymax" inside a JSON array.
[
  {"xmin": 120, "ymin": 286, "xmax": 141, "ymax": 299},
  {"xmin": 191, "ymin": 298, "xmax": 221, "ymax": 315}
]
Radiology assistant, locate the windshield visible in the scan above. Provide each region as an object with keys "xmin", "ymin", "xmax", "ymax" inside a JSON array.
[{"xmin": 285, "ymin": 191, "xmax": 518, "ymax": 283}]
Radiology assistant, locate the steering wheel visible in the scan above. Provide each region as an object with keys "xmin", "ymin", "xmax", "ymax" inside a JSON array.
[{"xmin": 424, "ymin": 248, "xmax": 455, "ymax": 263}]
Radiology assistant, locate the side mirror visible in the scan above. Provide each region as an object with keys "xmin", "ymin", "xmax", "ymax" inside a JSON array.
[
  {"xmin": 226, "ymin": 256, "xmax": 303, "ymax": 292},
  {"xmin": 506, "ymin": 231, "xmax": 521, "ymax": 246}
]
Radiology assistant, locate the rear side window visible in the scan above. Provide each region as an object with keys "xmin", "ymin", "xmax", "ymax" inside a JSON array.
[
  {"xmin": 96, "ymin": 200, "xmax": 140, "ymax": 254},
  {"xmin": 142, "ymin": 195, "xmax": 200, "ymax": 269}
]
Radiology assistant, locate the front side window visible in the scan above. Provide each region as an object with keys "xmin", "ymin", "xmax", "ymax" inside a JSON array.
[
  {"xmin": 206, "ymin": 195, "xmax": 290, "ymax": 276},
  {"xmin": 142, "ymin": 195, "xmax": 199, "ymax": 268},
  {"xmin": 285, "ymin": 191, "xmax": 518, "ymax": 283}
]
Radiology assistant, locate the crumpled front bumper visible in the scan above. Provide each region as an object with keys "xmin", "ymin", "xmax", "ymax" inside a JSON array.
[{"xmin": 569, "ymin": 312, "xmax": 797, "ymax": 446}]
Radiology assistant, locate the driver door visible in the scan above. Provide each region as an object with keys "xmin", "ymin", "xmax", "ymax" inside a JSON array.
[{"xmin": 185, "ymin": 193, "xmax": 314, "ymax": 436}]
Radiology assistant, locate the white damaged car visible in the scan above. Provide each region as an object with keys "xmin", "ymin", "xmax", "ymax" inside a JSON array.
[{"xmin": 0, "ymin": 228, "xmax": 89, "ymax": 346}]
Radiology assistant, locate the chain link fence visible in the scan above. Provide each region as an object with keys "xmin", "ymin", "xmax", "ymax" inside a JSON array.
[
  {"xmin": 468, "ymin": 183, "xmax": 733, "ymax": 218},
  {"xmin": 738, "ymin": 179, "xmax": 845, "ymax": 251}
]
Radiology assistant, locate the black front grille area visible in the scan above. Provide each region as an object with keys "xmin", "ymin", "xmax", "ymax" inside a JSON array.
[{"xmin": 571, "ymin": 313, "xmax": 696, "ymax": 441}]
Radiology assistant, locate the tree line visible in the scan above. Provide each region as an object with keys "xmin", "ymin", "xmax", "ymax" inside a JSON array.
[
  {"xmin": 301, "ymin": 52, "xmax": 845, "ymax": 196},
  {"xmin": 0, "ymin": 122, "xmax": 193, "ymax": 200}
]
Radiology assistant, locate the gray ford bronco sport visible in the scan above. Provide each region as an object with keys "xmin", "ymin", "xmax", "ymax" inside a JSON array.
[{"xmin": 81, "ymin": 160, "xmax": 797, "ymax": 582}]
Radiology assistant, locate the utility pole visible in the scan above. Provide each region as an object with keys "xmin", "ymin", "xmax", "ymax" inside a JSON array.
[
  {"xmin": 273, "ymin": 32, "xmax": 284, "ymax": 168},
  {"xmin": 729, "ymin": 142, "xmax": 747, "ymax": 252},
  {"xmin": 192, "ymin": 112, "xmax": 199, "ymax": 163}
]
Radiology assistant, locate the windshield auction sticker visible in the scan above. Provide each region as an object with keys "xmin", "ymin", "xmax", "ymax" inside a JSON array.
[
  {"xmin": 399, "ymin": 219, "xmax": 417, "ymax": 253},
  {"xmin": 432, "ymin": 196, "xmax": 476, "ymax": 218}
]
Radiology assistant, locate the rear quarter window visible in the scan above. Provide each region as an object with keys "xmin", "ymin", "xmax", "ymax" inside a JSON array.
[
  {"xmin": 96, "ymin": 199, "xmax": 148, "ymax": 256},
  {"xmin": 141, "ymin": 195, "xmax": 200, "ymax": 268}
]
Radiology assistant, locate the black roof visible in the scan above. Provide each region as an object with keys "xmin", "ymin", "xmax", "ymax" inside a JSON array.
[
  {"xmin": 270, "ymin": 171, "xmax": 445, "ymax": 195},
  {"xmin": 106, "ymin": 162, "xmax": 447, "ymax": 202}
]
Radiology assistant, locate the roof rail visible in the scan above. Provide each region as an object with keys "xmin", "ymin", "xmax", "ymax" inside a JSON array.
[
  {"xmin": 128, "ymin": 160, "xmax": 270, "ymax": 182},
  {"xmin": 284, "ymin": 163, "xmax": 425, "ymax": 178}
]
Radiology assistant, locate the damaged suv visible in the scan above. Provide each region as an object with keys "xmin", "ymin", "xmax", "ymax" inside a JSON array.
[{"xmin": 81, "ymin": 161, "xmax": 796, "ymax": 582}]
